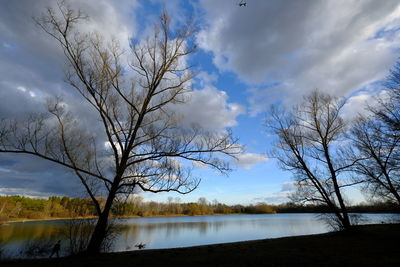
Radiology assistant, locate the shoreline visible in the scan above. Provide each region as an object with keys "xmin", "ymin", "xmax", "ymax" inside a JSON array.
[
  {"xmin": 0, "ymin": 213, "xmax": 264, "ymax": 225},
  {"xmin": 1, "ymin": 216, "xmax": 98, "ymax": 225},
  {"xmin": 2, "ymin": 223, "xmax": 400, "ymax": 266}
]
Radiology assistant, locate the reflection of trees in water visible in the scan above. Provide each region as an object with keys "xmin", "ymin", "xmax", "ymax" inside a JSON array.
[
  {"xmin": 141, "ymin": 221, "xmax": 224, "ymax": 234},
  {"xmin": 0, "ymin": 221, "xmax": 72, "ymax": 258},
  {"xmin": 0, "ymin": 222, "xmax": 64, "ymax": 243},
  {"xmin": 115, "ymin": 224, "xmax": 140, "ymax": 251},
  {"xmin": 115, "ymin": 217, "xmax": 306, "ymax": 239},
  {"xmin": 389, "ymin": 214, "xmax": 400, "ymax": 223},
  {"xmin": 111, "ymin": 220, "xmax": 228, "ymax": 250}
]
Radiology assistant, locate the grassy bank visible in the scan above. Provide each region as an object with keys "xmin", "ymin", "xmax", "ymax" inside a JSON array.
[{"xmin": 2, "ymin": 223, "xmax": 400, "ymax": 266}]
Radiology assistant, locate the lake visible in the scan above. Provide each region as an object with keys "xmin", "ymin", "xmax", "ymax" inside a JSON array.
[{"xmin": 0, "ymin": 213, "xmax": 398, "ymax": 258}]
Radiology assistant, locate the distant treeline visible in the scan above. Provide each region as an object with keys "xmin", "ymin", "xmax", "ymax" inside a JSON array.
[
  {"xmin": 0, "ymin": 196, "xmax": 96, "ymax": 222},
  {"xmin": 0, "ymin": 195, "xmax": 399, "ymax": 223}
]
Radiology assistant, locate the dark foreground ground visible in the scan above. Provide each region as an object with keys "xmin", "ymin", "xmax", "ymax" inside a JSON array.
[{"xmin": 2, "ymin": 224, "xmax": 400, "ymax": 267}]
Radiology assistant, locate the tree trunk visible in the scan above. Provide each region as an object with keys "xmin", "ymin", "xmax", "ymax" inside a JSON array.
[
  {"xmin": 382, "ymin": 170, "xmax": 400, "ymax": 205},
  {"xmin": 392, "ymin": 190, "xmax": 400, "ymax": 206},
  {"xmin": 323, "ymin": 144, "xmax": 351, "ymax": 230},
  {"xmin": 333, "ymin": 180, "xmax": 351, "ymax": 230},
  {"xmin": 339, "ymin": 210, "xmax": 351, "ymax": 230},
  {"xmin": 86, "ymin": 186, "xmax": 117, "ymax": 254},
  {"xmin": 332, "ymin": 178, "xmax": 351, "ymax": 230}
]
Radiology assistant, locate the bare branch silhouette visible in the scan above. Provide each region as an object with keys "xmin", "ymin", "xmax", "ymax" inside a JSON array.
[{"xmin": 0, "ymin": 3, "xmax": 240, "ymax": 253}]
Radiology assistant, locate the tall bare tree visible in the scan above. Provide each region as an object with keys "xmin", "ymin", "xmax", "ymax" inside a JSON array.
[
  {"xmin": 350, "ymin": 117, "xmax": 400, "ymax": 204},
  {"xmin": 0, "ymin": 4, "xmax": 239, "ymax": 253},
  {"xmin": 268, "ymin": 91, "xmax": 357, "ymax": 230},
  {"xmin": 349, "ymin": 62, "xmax": 400, "ymax": 205}
]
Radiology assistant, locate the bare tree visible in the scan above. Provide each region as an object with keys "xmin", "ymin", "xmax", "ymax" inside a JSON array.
[
  {"xmin": 350, "ymin": 116, "xmax": 400, "ymax": 204},
  {"xmin": 349, "ymin": 62, "xmax": 400, "ymax": 205},
  {"xmin": 0, "ymin": 4, "xmax": 239, "ymax": 253},
  {"xmin": 371, "ymin": 62, "xmax": 400, "ymax": 133},
  {"xmin": 268, "ymin": 90, "xmax": 358, "ymax": 230}
]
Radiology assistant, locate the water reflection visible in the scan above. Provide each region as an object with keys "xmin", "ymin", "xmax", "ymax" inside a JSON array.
[{"xmin": 0, "ymin": 213, "xmax": 398, "ymax": 258}]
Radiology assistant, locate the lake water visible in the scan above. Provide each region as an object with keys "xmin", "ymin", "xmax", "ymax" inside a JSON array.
[{"xmin": 0, "ymin": 213, "xmax": 398, "ymax": 258}]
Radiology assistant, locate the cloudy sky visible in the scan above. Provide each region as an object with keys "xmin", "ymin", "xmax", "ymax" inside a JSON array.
[{"xmin": 1, "ymin": 0, "xmax": 400, "ymax": 205}]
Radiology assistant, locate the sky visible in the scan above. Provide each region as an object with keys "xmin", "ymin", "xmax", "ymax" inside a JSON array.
[{"xmin": 1, "ymin": 0, "xmax": 400, "ymax": 205}]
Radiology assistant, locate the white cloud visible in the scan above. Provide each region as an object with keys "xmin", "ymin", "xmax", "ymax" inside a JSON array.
[
  {"xmin": 254, "ymin": 192, "xmax": 289, "ymax": 205},
  {"xmin": 198, "ymin": 0, "xmax": 400, "ymax": 114},
  {"xmin": 342, "ymin": 93, "xmax": 374, "ymax": 120},
  {"xmin": 0, "ymin": 187, "xmax": 50, "ymax": 198},
  {"xmin": 280, "ymin": 181, "xmax": 296, "ymax": 192},
  {"xmin": 233, "ymin": 152, "xmax": 268, "ymax": 169},
  {"xmin": 0, "ymin": 0, "xmax": 139, "ymax": 119},
  {"xmin": 341, "ymin": 89, "xmax": 390, "ymax": 121},
  {"xmin": 176, "ymin": 86, "xmax": 245, "ymax": 131},
  {"xmin": 253, "ymin": 181, "xmax": 296, "ymax": 204},
  {"xmin": 16, "ymin": 86, "xmax": 27, "ymax": 92},
  {"xmin": 196, "ymin": 71, "xmax": 218, "ymax": 87}
]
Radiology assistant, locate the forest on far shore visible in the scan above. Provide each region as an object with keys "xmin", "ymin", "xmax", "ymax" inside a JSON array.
[{"xmin": 0, "ymin": 195, "xmax": 399, "ymax": 224}]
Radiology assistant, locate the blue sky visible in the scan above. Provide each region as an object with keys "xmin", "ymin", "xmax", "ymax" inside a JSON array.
[{"xmin": 1, "ymin": 0, "xmax": 400, "ymax": 205}]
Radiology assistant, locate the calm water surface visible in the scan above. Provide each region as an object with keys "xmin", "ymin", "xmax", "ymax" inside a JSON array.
[{"xmin": 0, "ymin": 213, "xmax": 398, "ymax": 258}]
